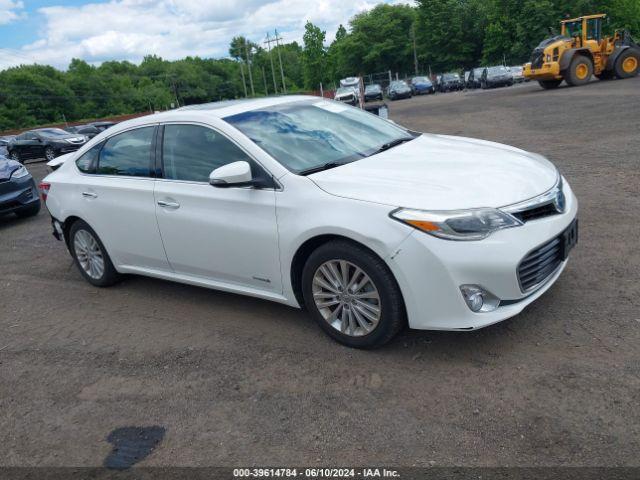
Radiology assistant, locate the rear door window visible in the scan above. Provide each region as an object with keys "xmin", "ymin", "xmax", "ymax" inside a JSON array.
[{"xmin": 97, "ymin": 127, "xmax": 155, "ymax": 177}]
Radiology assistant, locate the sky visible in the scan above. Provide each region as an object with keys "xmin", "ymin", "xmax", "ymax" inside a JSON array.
[{"xmin": 0, "ymin": 0, "xmax": 409, "ymax": 70}]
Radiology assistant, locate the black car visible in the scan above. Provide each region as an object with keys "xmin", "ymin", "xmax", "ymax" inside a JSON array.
[
  {"xmin": 439, "ymin": 73, "xmax": 463, "ymax": 92},
  {"xmin": 0, "ymin": 156, "xmax": 41, "ymax": 218},
  {"xmin": 387, "ymin": 80, "xmax": 412, "ymax": 100},
  {"xmin": 364, "ymin": 84, "xmax": 383, "ymax": 102},
  {"xmin": 481, "ymin": 66, "xmax": 514, "ymax": 89},
  {"xmin": 8, "ymin": 128, "xmax": 88, "ymax": 163},
  {"xmin": 66, "ymin": 124, "xmax": 101, "ymax": 139},
  {"xmin": 0, "ymin": 136, "xmax": 15, "ymax": 156},
  {"xmin": 90, "ymin": 121, "xmax": 116, "ymax": 132}
]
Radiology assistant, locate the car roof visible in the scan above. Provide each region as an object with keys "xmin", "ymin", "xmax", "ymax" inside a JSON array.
[{"xmin": 178, "ymin": 95, "xmax": 314, "ymax": 118}]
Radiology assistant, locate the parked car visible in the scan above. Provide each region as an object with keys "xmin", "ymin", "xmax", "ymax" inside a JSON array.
[
  {"xmin": 410, "ymin": 76, "xmax": 435, "ymax": 95},
  {"xmin": 508, "ymin": 65, "xmax": 526, "ymax": 83},
  {"xmin": 468, "ymin": 67, "xmax": 485, "ymax": 89},
  {"xmin": 8, "ymin": 128, "xmax": 88, "ymax": 163},
  {"xmin": 66, "ymin": 124, "xmax": 101, "ymax": 139},
  {"xmin": 334, "ymin": 87, "xmax": 358, "ymax": 105},
  {"xmin": 481, "ymin": 66, "xmax": 514, "ymax": 89},
  {"xmin": 386, "ymin": 80, "xmax": 412, "ymax": 100},
  {"xmin": 90, "ymin": 121, "xmax": 116, "ymax": 132},
  {"xmin": 0, "ymin": 135, "xmax": 15, "ymax": 156},
  {"xmin": 364, "ymin": 84, "xmax": 384, "ymax": 102},
  {"xmin": 439, "ymin": 73, "xmax": 463, "ymax": 92},
  {"xmin": 0, "ymin": 156, "xmax": 40, "ymax": 218},
  {"xmin": 42, "ymin": 96, "xmax": 578, "ymax": 349}
]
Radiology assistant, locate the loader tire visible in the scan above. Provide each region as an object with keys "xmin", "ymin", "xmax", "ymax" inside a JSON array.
[
  {"xmin": 566, "ymin": 55, "xmax": 593, "ymax": 86},
  {"xmin": 539, "ymin": 79, "xmax": 562, "ymax": 90},
  {"xmin": 614, "ymin": 49, "xmax": 640, "ymax": 79}
]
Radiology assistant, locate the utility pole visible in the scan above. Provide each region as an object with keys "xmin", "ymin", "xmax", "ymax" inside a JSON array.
[
  {"xmin": 245, "ymin": 40, "xmax": 255, "ymax": 96},
  {"xmin": 274, "ymin": 29, "xmax": 287, "ymax": 94},
  {"xmin": 239, "ymin": 62, "xmax": 248, "ymax": 97},
  {"xmin": 264, "ymin": 32, "xmax": 279, "ymax": 94},
  {"xmin": 412, "ymin": 24, "xmax": 419, "ymax": 75},
  {"xmin": 262, "ymin": 66, "xmax": 268, "ymax": 95}
]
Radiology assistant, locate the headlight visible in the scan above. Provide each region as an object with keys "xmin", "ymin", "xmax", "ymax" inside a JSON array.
[
  {"xmin": 391, "ymin": 207, "xmax": 522, "ymax": 241},
  {"xmin": 10, "ymin": 165, "xmax": 29, "ymax": 179}
]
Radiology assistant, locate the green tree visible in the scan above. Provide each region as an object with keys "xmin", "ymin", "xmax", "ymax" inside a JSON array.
[{"xmin": 302, "ymin": 21, "xmax": 329, "ymax": 89}]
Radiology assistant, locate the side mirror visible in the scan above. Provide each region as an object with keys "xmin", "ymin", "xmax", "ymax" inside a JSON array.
[{"xmin": 209, "ymin": 161, "xmax": 254, "ymax": 188}]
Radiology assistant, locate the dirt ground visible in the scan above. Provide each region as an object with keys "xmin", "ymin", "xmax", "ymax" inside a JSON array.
[{"xmin": 1, "ymin": 78, "xmax": 639, "ymax": 468}]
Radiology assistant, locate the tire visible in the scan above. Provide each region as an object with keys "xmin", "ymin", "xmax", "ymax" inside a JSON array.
[
  {"xmin": 301, "ymin": 240, "xmax": 406, "ymax": 349},
  {"xmin": 539, "ymin": 79, "xmax": 562, "ymax": 90},
  {"xmin": 69, "ymin": 220, "xmax": 121, "ymax": 287},
  {"xmin": 614, "ymin": 49, "xmax": 640, "ymax": 79},
  {"xmin": 44, "ymin": 147, "xmax": 56, "ymax": 162},
  {"xmin": 565, "ymin": 55, "xmax": 593, "ymax": 86},
  {"xmin": 15, "ymin": 202, "xmax": 40, "ymax": 218},
  {"xmin": 10, "ymin": 151, "xmax": 22, "ymax": 164}
]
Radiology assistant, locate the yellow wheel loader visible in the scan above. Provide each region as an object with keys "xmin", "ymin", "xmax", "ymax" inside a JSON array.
[{"xmin": 523, "ymin": 14, "xmax": 640, "ymax": 89}]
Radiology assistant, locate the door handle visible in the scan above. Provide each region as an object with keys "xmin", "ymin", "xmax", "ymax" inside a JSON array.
[
  {"xmin": 82, "ymin": 192, "xmax": 98, "ymax": 198},
  {"xmin": 157, "ymin": 200, "xmax": 180, "ymax": 209}
]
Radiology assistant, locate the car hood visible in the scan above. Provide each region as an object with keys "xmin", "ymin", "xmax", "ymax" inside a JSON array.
[
  {"xmin": 308, "ymin": 134, "xmax": 559, "ymax": 210},
  {"xmin": 0, "ymin": 157, "xmax": 22, "ymax": 180}
]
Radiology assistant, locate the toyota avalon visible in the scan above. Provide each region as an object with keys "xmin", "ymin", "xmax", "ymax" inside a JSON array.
[{"xmin": 41, "ymin": 96, "xmax": 578, "ymax": 348}]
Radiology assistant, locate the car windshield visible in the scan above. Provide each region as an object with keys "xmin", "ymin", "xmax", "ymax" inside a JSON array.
[
  {"xmin": 37, "ymin": 128, "xmax": 69, "ymax": 137},
  {"xmin": 413, "ymin": 77, "xmax": 429, "ymax": 83},
  {"xmin": 365, "ymin": 85, "xmax": 380, "ymax": 92},
  {"xmin": 443, "ymin": 74, "xmax": 459, "ymax": 80},
  {"xmin": 224, "ymin": 100, "xmax": 414, "ymax": 174},
  {"xmin": 391, "ymin": 81, "xmax": 407, "ymax": 88},
  {"xmin": 488, "ymin": 66, "xmax": 508, "ymax": 75},
  {"xmin": 336, "ymin": 87, "xmax": 354, "ymax": 95}
]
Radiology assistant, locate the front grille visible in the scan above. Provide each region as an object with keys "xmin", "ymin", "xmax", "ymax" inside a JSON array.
[
  {"xmin": 518, "ymin": 236, "xmax": 563, "ymax": 292},
  {"xmin": 531, "ymin": 49, "xmax": 544, "ymax": 69},
  {"xmin": 511, "ymin": 202, "xmax": 559, "ymax": 223}
]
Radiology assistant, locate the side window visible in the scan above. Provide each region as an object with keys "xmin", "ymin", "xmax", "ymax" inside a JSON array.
[
  {"xmin": 97, "ymin": 127, "xmax": 154, "ymax": 177},
  {"xmin": 76, "ymin": 142, "xmax": 103, "ymax": 174},
  {"xmin": 162, "ymin": 124, "xmax": 258, "ymax": 182}
]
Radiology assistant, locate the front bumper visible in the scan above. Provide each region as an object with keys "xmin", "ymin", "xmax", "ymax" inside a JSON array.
[
  {"xmin": 0, "ymin": 176, "xmax": 40, "ymax": 215},
  {"xmin": 524, "ymin": 62, "xmax": 561, "ymax": 81},
  {"xmin": 388, "ymin": 181, "xmax": 578, "ymax": 331}
]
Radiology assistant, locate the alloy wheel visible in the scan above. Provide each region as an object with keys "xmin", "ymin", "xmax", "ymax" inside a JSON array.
[
  {"xmin": 312, "ymin": 259, "xmax": 381, "ymax": 337},
  {"xmin": 73, "ymin": 229, "xmax": 105, "ymax": 279},
  {"xmin": 45, "ymin": 148, "xmax": 56, "ymax": 161}
]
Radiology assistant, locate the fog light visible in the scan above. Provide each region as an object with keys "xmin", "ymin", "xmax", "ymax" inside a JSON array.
[{"xmin": 460, "ymin": 285, "xmax": 500, "ymax": 313}]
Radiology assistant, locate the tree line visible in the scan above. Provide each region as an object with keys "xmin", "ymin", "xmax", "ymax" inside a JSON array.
[{"xmin": 1, "ymin": 0, "xmax": 638, "ymax": 131}]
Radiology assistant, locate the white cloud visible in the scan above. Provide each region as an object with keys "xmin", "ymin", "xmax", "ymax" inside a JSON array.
[
  {"xmin": 3, "ymin": 0, "xmax": 403, "ymax": 69},
  {"xmin": 0, "ymin": 0, "xmax": 24, "ymax": 25}
]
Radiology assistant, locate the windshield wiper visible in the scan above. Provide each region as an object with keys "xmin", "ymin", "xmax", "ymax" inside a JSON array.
[
  {"xmin": 298, "ymin": 162, "xmax": 346, "ymax": 176},
  {"xmin": 372, "ymin": 136, "xmax": 415, "ymax": 155}
]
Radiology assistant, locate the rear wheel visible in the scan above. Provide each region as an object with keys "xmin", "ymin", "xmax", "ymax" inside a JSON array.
[
  {"xmin": 614, "ymin": 49, "xmax": 640, "ymax": 79},
  {"xmin": 301, "ymin": 240, "xmax": 405, "ymax": 349},
  {"xmin": 539, "ymin": 79, "xmax": 562, "ymax": 89},
  {"xmin": 566, "ymin": 55, "xmax": 593, "ymax": 86},
  {"xmin": 69, "ymin": 220, "xmax": 121, "ymax": 287}
]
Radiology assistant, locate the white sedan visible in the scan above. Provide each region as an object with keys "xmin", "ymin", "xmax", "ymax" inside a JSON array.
[{"xmin": 41, "ymin": 96, "xmax": 578, "ymax": 348}]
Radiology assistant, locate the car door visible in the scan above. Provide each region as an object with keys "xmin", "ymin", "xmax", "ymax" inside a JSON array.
[
  {"xmin": 153, "ymin": 123, "xmax": 282, "ymax": 293},
  {"xmin": 23, "ymin": 132, "xmax": 43, "ymax": 159},
  {"xmin": 76, "ymin": 125, "xmax": 171, "ymax": 272}
]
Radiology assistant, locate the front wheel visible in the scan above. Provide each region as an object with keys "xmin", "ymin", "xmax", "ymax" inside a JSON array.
[
  {"xmin": 539, "ymin": 79, "xmax": 562, "ymax": 89},
  {"xmin": 614, "ymin": 49, "xmax": 640, "ymax": 79},
  {"xmin": 302, "ymin": 241, "xmax": 406, "ymax": 349},
  {"xmin": 69, "ymin": 220, "xmax": 122, "ymax": 287},
  {"xmin": 44, "ymin": 147, "xmax": 56, "ymax": 162},
  {"xmin": 566, "ymin": 55, "xmax": 593, "ymax": 86}
]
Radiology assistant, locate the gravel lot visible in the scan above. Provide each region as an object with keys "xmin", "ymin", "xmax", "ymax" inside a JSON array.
[{"xmin": 2, "ymin": 78, "xmax": 639, "ymax": 467}]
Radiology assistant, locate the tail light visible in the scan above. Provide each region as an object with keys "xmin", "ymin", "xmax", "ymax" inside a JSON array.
[{"xmin": 39, "ymin": 182, "xmax": 51, "ymax": 202}]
